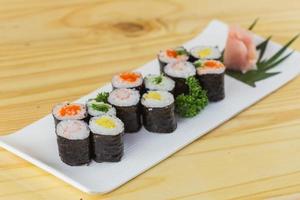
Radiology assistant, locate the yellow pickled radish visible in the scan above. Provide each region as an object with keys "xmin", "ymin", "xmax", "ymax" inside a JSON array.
[
  {"xmin": 96, "ymin": 117, "xmax": 116, "ymax": 129},
  {"xmin": 198, "ymin": 48, "xmax": 212, "ymax": 58},
  {"xmin": 145, "ymin": 91, "xmax": 161, "ymax": 100}
]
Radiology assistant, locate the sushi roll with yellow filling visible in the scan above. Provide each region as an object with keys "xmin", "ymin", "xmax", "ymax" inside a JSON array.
[
  {"xmin": 89, "ymin": 115, "xmax": 124, "ymax": 162},
  {"xmin": 141, "ymin": 91, "xmax": 176, "ymax": 133},
  {"xmin": 189, "ymin": 46, "xmax": 221, "ymax": 62},
  {"xmin": 52, "ymin": 102, "xmax": 87, "ymax": 126},
  {"xmin": 108, "ymin": 88, "xmax": 141, "ymax": 133},
  {"xmin": 56, "ymin": 120, "xmax": 91, "ymax": 166},
  {"xmin": 195, "ymin": 59, "xmax": 225, "ymax": 102},
  {"xmin": 158, "ymin": 47, "xmax": 189, "ymax": 73},
  {"xmin": 112, "ymin": 72, "xmax": 144, "ymax": 94},
  {"xmin": 164, "ymin": 61, "xmax": 196, "ymax": 97},
  {"xmin": 144, "ymin": 74, "xmax": 175, "ymax": 94}
]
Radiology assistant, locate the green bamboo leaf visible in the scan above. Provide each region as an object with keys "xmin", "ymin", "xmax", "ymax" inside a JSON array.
[
  {"xmin": 256, "ymin": 36, "xmax": 272, "ymax": 50},
  {"xmin": 261, "ymin": 51, "xmax": 294, "ymax": 71},
  {"xmin": 248, "ymin": 18, "xmax": 259, "ymax": 31},
  {"xmin": 256, "ymin": 36, "xmax": 272, "ymax": 64},
  {"xmin": 262, "ymin": 34, "xmax": 299, "ymax": 67}
]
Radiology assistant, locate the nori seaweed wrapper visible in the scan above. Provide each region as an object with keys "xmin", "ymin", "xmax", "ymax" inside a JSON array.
[
  {"xmin": 56, "ymin": 135, "xmax": 91, "ymax": 166},
  {"xmin": 164, "ymin": 75, "xmax": 190, "ymax": 97},
  {"xmin": 145, "ymin": 87, "xmax": 175, "ymax": 96},
  {"xmin": 92, "ymin": 133, "xmax": 124, "ymax": 162},
  {"xmin": 158, "ymin": 57, "xmax": 168, "ymax": 74},
  {"xmin": 188, "ymin": 54, "xmax": 199, "ymax": 63},
  {"xmin": 142, "ymin": 103, "xmax": 177, "ymax": 133},
  {"xmin": 114, "ymin": 104, "xmax": 141, "ymax": 133},
  {"xmin": 197, "ymin": 73, "xmax": 225, "ymax": 102}
]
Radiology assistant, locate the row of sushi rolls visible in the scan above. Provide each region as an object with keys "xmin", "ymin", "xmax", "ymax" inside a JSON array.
[{"xmin": 52, "ymin": 46, "xmax": 226, "ymax": 166}]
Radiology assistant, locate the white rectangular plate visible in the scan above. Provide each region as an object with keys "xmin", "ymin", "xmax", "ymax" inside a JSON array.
[{"xmin": 0, "ymin": 20, "xmax": 299, "ymax": 194}]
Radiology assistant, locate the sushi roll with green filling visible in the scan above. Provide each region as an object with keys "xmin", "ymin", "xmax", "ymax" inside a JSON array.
[
  {"xmin": 144, "ymin": 74, "xmax": 175, "ymax": 94},
  {"xmin": 52, "ymin": 102, "xmax": 87, "ymax": 126},
  {"xmin": 189, "ymin": 46, "xmax": 221, "ymax": 62},
  {"xmin": 86, "ymin": 99, "xmax": 116, "ymax": 117},
  {"xmin": 108, "ymin": 88, "xmax": 141, "ymax": 133},
  {"xmin": 195, "ymin": 59, "xmax": 225, "ymax": 102},
  {"xmin": 112, "ymin": 72, "xmax": 144, "ymax": 94},
  {"xmin": 158, "ymin": 47, "xmax": 189, "ymax": 73},
  {"xmin": 141, "ymin": 91, "xmax": 176, "ymax": 133},
  {"xmin": 56, "ymin": 120, "xmax": 91, "ymax": 166},
  {"xmin": 164, "ymin": 61, "xmax": 196, "ymax": 97},
  {"xmin": 89, "ymin": 115, "xmax": 124, "ymax": 162}
]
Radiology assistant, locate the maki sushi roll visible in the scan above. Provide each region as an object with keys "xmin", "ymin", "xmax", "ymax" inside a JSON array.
[
  {"xmin": 158, "ymin": 47, "xmax": 189, "ymax": 73},
  {"xmin": 56, "ymin": 120, "xmax": 91, "ymax": 166},
  {"xmin": 108, "ymin": 88, "xmax": 141, "ymax": 133},
  {"xmin": 195, "ymin": 60, "xmax": 225, "ymax": 102},
  {"xmin": 89, "ymin": 115, "xmax": 124, "ymax": 162},
  {"xmin": 164, "ymin": 61, "xmax": 196, "ymax": 97},
  {"xmin": 189, "ymin": 46, "xmax": 221, "ymax": 62},
  {"xmin": 112, "ymin": 72, "xmax": 144, "ymax": 94},
  {"xmin": 52, "ymin": 102, "xmax": 87, "ymax": 126},
  {"xmin": 86, "ymin": 99, "xmax": 116, "ymax": 118},
  {"xmin": 141, "ymin": 91, "xmax": 176, "ymax": 133},
  {"xmin": 144, "ymin": 74, "xmax": 175, "ymax": 94}
]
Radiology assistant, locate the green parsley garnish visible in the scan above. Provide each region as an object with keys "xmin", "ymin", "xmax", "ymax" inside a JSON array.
[
  {"xmin": 175, "ymin": 76, "xmax": 208, "ymax": 117},
  {"xmin": 152, "ymin": 75, "xmax": 163, "ymax": 84},
  {"xmin": 95, "ymin": 92, "xmax": 109, "ymax": 103},
  {"xmin": 91, "ymin": 103, "xmax": 110, "ymax": 112}
]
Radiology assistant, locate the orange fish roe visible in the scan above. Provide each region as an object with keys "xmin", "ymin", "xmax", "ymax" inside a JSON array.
[
  {"xmin": 203, "ymin": 60, "xmax": 224, "ymax": 68},
  {"xmin": 59, "ymin": 105, "xmax": 81, "ymax": 117},
  {"xmin": 166, "ymin": 49, "xmax": 177, "ymax": 58},
  {"xmin": 120, "ymin": 72, "xmax": 141, "ymax": 83}
]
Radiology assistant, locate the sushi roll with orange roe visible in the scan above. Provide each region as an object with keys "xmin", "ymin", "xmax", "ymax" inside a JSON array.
[
  {"xmin": 158, "ymin": 47, "xmax": 189, "ymax": 73},
  {"xmin": 112, "ymin": 72, "xmax": 144, "ymax": 94},
  {"xmin": 52, "ymin": 102, "xmax": 87, "ymax": 126},
  {"xmin": 195, "ymin": 59, "xmax": 225, "ymax": 102}
]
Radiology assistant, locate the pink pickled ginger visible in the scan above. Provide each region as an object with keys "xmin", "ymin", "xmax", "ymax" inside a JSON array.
[{"xmin": 224, "ymin": 25, "xmax": 257, "ymax": 73}]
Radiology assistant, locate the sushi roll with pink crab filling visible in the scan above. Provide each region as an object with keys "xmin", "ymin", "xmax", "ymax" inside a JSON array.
[
  {"xmin": 164, "ymin": 61, "xmax": 196, "ymax": 97},
  {"xmin": 108, "ymin": 88, "xmax": 141, "ymax": 133},
  {"xmin": 56, "ymin": 120, "xmax": 91, "ymax": 166}
]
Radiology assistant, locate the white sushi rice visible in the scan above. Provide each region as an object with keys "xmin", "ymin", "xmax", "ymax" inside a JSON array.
[
  {"xmin": 141, "ymin": 91, "xmax": 174, "ymax": 108},
  {"xmin": 56, "ymin": 120, "xmax": 90, "ymax": 140},
  {"xmin": 144, "ymin": 74, "xmax": 175, "ymax": 91},
  {"xmin": 108, "ymin": 88, "xmax": 140, "ymax": 107},
  {"xmin": 164, "ymin": 61, "xmax": 196, "ymax": 79},
  {"xmin": 190, "ymin": 46, "xmax": 221, "ymax": 60},
  {"xmin": 197, "ymin": 60, "xmax": 225, "ymax": 75},
  {"xmin": 86, "ymin": 99, "xmax": 116, "ymax": 117},
  {"xmin": 89, "ymin": 115, "xmax": 124, "ymax": 136},
  {"xmin": 158, "ymin": 49, "xmax": 189, "ymax": 63},
  {"xmin": 52, "ymin": 102, "xmax": 87, "ymax": 120},
  {"xmin": 112, "ymin": 72, "xmax": 143, "ymax": 88}
]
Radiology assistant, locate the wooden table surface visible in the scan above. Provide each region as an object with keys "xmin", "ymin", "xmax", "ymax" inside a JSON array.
[{"xmin": 1, "ymin": 0, "xmax": 300, "ymax": 199}]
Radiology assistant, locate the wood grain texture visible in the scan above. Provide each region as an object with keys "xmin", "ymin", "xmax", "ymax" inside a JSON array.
[{"xmin": 0, "ymin": 0, "xmax": 300, "ymax": 199}]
